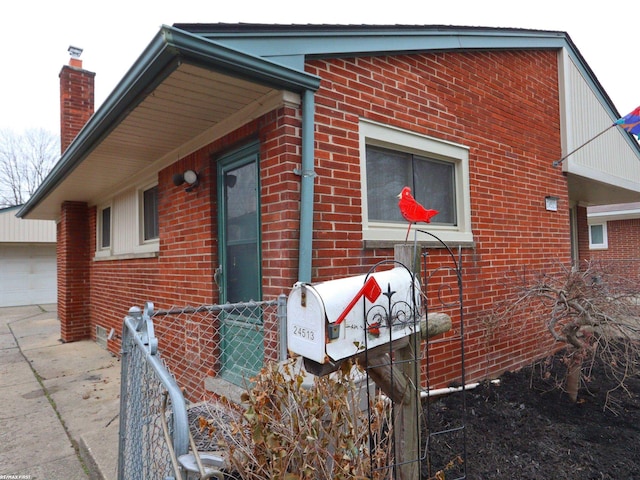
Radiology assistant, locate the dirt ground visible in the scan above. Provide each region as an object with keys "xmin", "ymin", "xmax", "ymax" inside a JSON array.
[{"xmin": 422, "ymin": 352, "xmax": 640, "ymax": 479}]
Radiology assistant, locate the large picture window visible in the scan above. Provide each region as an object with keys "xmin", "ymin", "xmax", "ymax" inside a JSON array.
[
  {"xmin": 366, "ymin": 145, "xmax": 456, "ymax": 225},
  {"xmin": 359, "ymin": 120, "xmax": 472, "ymax": 244}
]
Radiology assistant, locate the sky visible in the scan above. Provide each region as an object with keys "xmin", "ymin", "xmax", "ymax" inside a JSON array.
[{"xmin": 2, "ymin": 0, "xmax": 637, "ymax": 135}]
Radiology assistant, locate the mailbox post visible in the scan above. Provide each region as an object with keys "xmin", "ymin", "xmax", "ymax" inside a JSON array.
[{"xmin": 286, "ymin": 260, "xmax": 423, "ymax": 479}]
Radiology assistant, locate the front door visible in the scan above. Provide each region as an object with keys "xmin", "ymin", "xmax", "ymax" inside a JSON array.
[{"xmin": 217, "ymin": 142, "xmax": 263, "ymax": 385}]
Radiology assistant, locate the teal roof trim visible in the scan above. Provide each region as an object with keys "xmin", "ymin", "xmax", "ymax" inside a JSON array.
[
  {"xmin": 176, "ymin": 23, "xmax": 627, "ymax": 127},
  {"xmin": 176, "ymin": 24, "xmax": 567, "ymax": 66},
  {"xmin": 18, "ymin": 25, "xmax": 320, "ymax": 219}
]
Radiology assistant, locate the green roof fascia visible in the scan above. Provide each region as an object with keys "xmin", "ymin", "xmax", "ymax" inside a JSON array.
[
  {"xmin": 176, "ymin": 24, "xmax": 638, "ymax": 148},
  {"xmin": 177, "ymin": 25, "xmax": 568, "ymax": 65},
  {"xmin": 18, "ymin": 25, "xmax": 320, "ymax": 219}
]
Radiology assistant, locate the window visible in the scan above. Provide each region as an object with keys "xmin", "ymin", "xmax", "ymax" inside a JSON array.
[
  {"xmin": 359, "ymin": 120, "xmax": 472, "ymax": 244},
  {"xmin": 98, "ymin": 206, "xmax": 111, "ymax": 250},
  {"xmin": 588, "ymin": 223, "xmax": 608, "ymax": 249},
  {"xmin": 142, "ymin": 185, "xmax": 159, "ymax": 241},
  {"xmin": 366, "ymin": 145, "xmax": 456, "ymax": 224}
]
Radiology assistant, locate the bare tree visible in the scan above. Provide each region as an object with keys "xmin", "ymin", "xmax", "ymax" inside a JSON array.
[
  {"xmin": 0, "ymin": 128, "xmax": 59, "ymax": 207},
  {"xmin": 491, "ymin": 261, "xmax": 640, "ymax": 406}
]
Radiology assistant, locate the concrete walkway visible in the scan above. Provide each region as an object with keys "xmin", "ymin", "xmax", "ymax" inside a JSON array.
[{"xmin": 0, "ymin": 305, "xmax": 120, "ymax": 480}]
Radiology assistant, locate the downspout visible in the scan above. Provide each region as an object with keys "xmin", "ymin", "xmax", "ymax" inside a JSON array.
[{"xmin": 297, "ymin": 89, "xmax": 316, "ymax": 283}]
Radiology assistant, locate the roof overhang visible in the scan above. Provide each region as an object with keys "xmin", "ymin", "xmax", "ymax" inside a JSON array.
[
  {"xmin": 18, "ymin": 25, "xmax": 320, "ymax": 220},
  {"xmin": 567, "ymin": 171, "xmax": 640, "ymax": 206}
]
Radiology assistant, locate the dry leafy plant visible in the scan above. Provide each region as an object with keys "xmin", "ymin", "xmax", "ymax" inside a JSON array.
[{"xmin": 203, "ymin": 358, "xmax": 393, "ymax": 479}]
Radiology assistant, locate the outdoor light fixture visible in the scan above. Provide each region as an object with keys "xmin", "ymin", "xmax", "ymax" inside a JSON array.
[
  {"xmin": 545, "ymin": 196, "xmax": 559, "ymax": 212},
  {"xmin": 173, "ymin": 169, "xmax": 200, "ymax": 192}
]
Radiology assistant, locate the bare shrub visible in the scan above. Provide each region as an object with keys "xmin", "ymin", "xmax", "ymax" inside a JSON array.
[{"xmin": 490, "ymin": 261, "xmax": 640, "ymax": 406}]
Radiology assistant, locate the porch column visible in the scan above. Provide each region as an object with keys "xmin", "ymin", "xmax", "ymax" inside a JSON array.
[{"xmin": 57, "ymin": 201, "xmax": 91, "ymax": 342}]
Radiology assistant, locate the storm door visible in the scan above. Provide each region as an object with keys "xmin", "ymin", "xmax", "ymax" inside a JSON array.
[{"xmin": 217, "ymin": 141, "xmax": 263, "ymax": 385}]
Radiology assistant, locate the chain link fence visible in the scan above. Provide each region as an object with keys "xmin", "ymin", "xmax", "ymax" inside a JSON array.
[
  {"xmin": 117, "ymin": 297, "xmax": 285, "ymax": 480},
  {"xmin": 117, "ymin": 246, "xmax": 467, "ymax": 479},
  {"xmin": 118, "ymin": 303, "xmax": 190, "ymax": 480},
  {"xmin": 149, "ymin": 297, "xmax": 285, "ymax": 403}
]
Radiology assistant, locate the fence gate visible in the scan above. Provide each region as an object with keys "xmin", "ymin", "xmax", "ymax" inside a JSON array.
[
  {"xmin": 118, "ymin": 298, "xmax": 284, "ymax": 479},
  {"xmin": 118, "ymin": 303, "xmax": 189, "ymax": 480}
]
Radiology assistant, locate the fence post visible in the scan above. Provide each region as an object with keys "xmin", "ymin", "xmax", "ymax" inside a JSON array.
[
  {"xmin": 394, "ymin": 244, "xmax": 422, "ymax": 480},
  {"xmin": 278, "ymin": 293, "xmax": 288, "ymax": 361}
]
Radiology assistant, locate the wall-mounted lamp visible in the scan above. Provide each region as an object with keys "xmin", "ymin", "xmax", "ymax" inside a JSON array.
[
  {"xmin": 173, "ymin": 169, "xmax": 199, "ymax": 192},
  {"xmin": 545, "ymin": 196, "xmax": 559, "ymax": 212}
]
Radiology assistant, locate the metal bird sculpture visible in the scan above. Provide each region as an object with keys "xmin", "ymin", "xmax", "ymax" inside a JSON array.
[{"xmin": 397, "ymin": 186, "xmax": 439, "ymax": 241}]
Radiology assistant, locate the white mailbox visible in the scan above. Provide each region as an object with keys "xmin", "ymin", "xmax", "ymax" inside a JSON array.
[{"xmin": 287, "ymin": 267, "xmax": 421, "ymax": 368}]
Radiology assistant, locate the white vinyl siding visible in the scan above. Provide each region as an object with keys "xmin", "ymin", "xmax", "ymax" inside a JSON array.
[
  {"xmin": 560, "ymin": 50, "xmax": 640, "ymax": 191},
  {"xmin": 94, "ymin": 183, "xmax": 159, "ymax": 260},
  {"xmin": 0, "ymin": 208, "xmax": 56, "ymax": 243}
]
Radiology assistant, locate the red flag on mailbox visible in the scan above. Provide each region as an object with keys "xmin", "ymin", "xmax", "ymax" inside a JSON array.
[{"xmin": 334, "ymin": 276, "xmax": 382, "ymax": 325}]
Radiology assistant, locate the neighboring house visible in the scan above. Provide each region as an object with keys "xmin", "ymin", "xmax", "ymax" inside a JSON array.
[
  {"xmin": 0, "ymin": 205, "xmax": 57, "ymax": 307},
  {"xmin": 583, "ymin": 202, "xmax": 640, "ymax": 279},
  {"xmin": 17, "ymin": 24, "xmax": 640, "ymax": 390}
]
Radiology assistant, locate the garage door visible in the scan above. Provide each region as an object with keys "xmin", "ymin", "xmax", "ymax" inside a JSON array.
[{"xmin": 0, "ymin": 244, "xmax": 57, "ymax": 307}]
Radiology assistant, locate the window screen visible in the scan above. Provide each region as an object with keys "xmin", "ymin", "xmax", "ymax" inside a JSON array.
[
  {"xmin": 143, "ymin": 186, "xmax": 159, "ymax": 241},
  {"xmin": 100, "ymin": 207, "xmax": 111, "ymax": 249},
  {"xmin": 365, "ymin": 145, "xmax": 455, "ymax": 224}
]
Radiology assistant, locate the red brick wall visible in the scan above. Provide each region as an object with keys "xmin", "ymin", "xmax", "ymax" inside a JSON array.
[
  {"xmin": 576, "ymin": 205, "xmax": 590, "ymax": 263},
  {"xmin": 578, "ymin": 206, "xmax": 640, "ymax": 278},
  {"xmin": 305, "ymin": 50, "xmax": 570, "ymax": 386},
  {"xmin": 55, "ymin": 108, "xmax": 299, "ymax": 396},
  {"xmin": 58, "ymin": 201, "xmax": 91, "ymax": 342}
]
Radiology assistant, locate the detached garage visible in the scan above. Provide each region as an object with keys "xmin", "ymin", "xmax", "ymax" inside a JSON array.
[{"xmin": 0, "ymin": 205, "xmax": 57, "ymax": 307}]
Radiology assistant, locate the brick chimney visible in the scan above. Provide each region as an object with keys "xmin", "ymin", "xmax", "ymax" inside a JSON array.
[{"xmin": 59, "ymin": 46, "xmax": 95, "ymax": 153}]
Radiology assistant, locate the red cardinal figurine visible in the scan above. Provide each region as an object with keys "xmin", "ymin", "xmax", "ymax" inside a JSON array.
[{"xmin": 397, "ymin": 186, "xmax": 439, "ymax": 240}]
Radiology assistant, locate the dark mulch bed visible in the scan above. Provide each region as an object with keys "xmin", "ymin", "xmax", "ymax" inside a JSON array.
[{"xmin": 422, "ymin": 353, "xmax": 640, "ymax": 479}]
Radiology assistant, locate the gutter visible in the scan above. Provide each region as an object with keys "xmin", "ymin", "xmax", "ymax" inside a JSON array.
[{"xmin": 297, "ymin": 90, "xmax": 316, "ymax": 283}]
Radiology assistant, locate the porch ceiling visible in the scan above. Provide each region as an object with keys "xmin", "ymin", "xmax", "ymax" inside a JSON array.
[
  {"xmin": 19, "ymin": 25, "xmax": 320, "ymax": 221},
  {"xmin": 29, "ymin": 63, "xmax": 278, "ymax": 220},
  {"xmin": 567, "ymin": 172, "xmax": 640, "ymax": 206}
]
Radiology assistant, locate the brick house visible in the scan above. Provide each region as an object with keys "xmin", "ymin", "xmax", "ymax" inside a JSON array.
[{"xmin": 18, "ymin": 24, "xmax": 640, "ymax": 389}]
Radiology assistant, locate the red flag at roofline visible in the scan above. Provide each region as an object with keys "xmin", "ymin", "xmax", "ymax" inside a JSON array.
[{"xmin": 553, "ymin": 105, "xmax": 640, "ymax": 167}]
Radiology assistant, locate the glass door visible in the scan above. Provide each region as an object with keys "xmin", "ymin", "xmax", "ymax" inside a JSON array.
[{"xmin": 217, "ymin": 142, "xmax": 263, "ymax": 385}]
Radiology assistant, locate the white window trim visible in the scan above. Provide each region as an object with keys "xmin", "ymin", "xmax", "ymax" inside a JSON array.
[
  {"xmin": 136, "ymin": 182, "xmax": 160, "ymax": 254},
  {"xmin": 359, "ymin": 119, "xmax": 473, "ymax": 244},
  {"xmin": 588, "ymin": 222, "xmax": 608, "ymax": 250},
  {"xmin": 95, "ymin": 203, "xmax": 113, "ymax": 258}
]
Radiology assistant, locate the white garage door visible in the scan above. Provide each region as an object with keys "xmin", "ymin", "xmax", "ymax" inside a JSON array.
[{"xmin": 0, "ymin": 244, "xmax": 57, "ymax": 307}]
